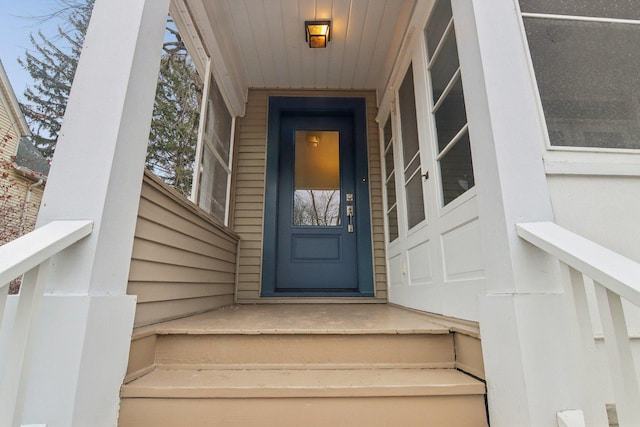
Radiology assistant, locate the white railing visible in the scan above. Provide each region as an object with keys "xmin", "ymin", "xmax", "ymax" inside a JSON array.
[
  {"xmin": 516, "ymin": 222, "xmax": 640, "ymax": 427},
  {"xmin": 0, "ymin": 220, "xmax": 93, "ymax": 427}
]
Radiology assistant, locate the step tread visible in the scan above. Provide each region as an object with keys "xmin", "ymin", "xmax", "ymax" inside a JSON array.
[
  {"xmin": 133, "ymin": 304, "xmax": 451, "ymax": 338},
  {"xmin": 121, "ymin": 367, "xmax": 485, "ymax": 399}
]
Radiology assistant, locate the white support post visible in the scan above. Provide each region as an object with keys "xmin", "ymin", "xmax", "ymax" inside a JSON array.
[
  {"xmin": 17, "ymin": 0, "xmax": 170, "ymax": 425},
  {"xmin": 594, "ymin": 282, "xmax": 640, "ymax": 426},
  {"xmin": 0, "ymin": 262, "xmax": 50, "ymax": 427},
  {"xmin": 452, "ymin": 0, "xmax": 583, "ymax": 424}
]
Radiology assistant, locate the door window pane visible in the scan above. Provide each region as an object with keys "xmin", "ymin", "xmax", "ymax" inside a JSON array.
[
  {"xmin": 293, "ymin": 131, "xmax": 341, "ymax": 226},
  {"xmin": 439, "ymin": 132, "xmax": 475, "ymax": 205},
  {"xmin": 388, "ymin": 205, "xmax": 399, "ymax": 242},
  {"xmin": 429, "ymin": 28, "xmax": 460, "ymax": 102},
  {"xmin": 434, "ymin": 77, "xmax": 468, "ymax": 152},
  {"xmin": 384, "ymin": 129, "xmax": 395, "ymax": 178},
  {"xmin": 426, "ymin": 0, "xmax": 453, "ymax": 57},
  {"xmin": 386, "ymin": 172, "xmax": 397, "ymax": 209},
  {"xmin": 406, "ymin": 173, "xmax": 426, "ymax": 229}
]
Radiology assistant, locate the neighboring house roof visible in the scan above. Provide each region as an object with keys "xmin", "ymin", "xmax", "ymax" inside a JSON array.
[{"xmin": 14, "ymin": 136, "xmax": 49, "ymax": 180}]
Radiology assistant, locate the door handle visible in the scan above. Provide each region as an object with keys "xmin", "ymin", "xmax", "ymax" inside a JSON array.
[{"xmin": 346, "ymin": 205, "xmax": 354, "ymax": 233}]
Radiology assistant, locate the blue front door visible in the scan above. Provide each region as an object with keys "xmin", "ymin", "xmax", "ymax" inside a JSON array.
[{"xmin": 261, "ymin": 97, "xmax": 374, "ymax": 297}]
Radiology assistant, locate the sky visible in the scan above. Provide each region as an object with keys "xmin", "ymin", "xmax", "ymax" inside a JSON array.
[{"xmin": 0, "ymin": 0, "xmax": 61, "ymax": 102}]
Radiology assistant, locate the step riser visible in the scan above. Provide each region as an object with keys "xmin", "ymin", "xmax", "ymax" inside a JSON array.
[
  {"xmin": 154, "ymin": 333, "xmax": 454, "ymax": 367},
  {"xmin": 119, "ymin": 395, "xmax": 488, "ymax": 427}
]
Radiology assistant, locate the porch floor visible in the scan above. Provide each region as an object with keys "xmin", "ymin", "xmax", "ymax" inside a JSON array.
[{"xmin": 134, "ymin": 303, "xmax": 474, "ymax": 336}]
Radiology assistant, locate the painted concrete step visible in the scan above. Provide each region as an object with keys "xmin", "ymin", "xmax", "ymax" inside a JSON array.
[{"xmin": 122, "ymin": 367, "xmax": 484, "ymax": 399}]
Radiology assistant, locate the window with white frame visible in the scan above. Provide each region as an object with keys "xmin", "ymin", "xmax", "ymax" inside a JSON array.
[
  {"xmin": 425, "ymin": 0, "xmax": 474, "ymax": 206},
  {"xmin": 193, "ymin": 72, "xmax": 234, "ymax": 224},
  {"xmin": 520, "ymin": 0, "xmax": 640, "ymax": 150}
]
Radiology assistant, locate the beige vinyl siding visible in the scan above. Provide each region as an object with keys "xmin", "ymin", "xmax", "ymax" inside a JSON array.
[
  {"xmin": 129, "ymin": 171, "xmax": 239, "ymax": 327},
  {"xmin": 232, "ymin": 89, "xmax": 387, "ymax": 302}
]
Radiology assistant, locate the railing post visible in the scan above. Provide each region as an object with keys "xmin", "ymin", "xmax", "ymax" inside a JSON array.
[
  {"xmin": 0, "ymin": 261, "xmax": 50, "ymax": 427},
  {"xmin": 594, "ymin": 282, "xmax": 640, "ymax": 426},
  {"xmin": 558, "ymin": 263, "xmax": 609, "ymax": 425},
  {"xmin": 0, "ymin": 284, "xmax": 8, "ymax": 332}
]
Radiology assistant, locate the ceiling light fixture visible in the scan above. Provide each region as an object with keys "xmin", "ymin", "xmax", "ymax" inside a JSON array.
[{"xmin": 305, "ymin": 20, "xmax": 331, "ymax": 48}]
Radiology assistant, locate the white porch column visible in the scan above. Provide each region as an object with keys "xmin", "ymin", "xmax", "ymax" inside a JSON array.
[
  {"xmin": 20, "ymin": 0, "xmax": 170, "ymax": 425},
  {"xmin": 453, "ymin": 0, "xmax": 582, "ymax": 425}
]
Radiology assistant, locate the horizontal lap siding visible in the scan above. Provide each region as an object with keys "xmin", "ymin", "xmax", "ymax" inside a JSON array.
[
  {"xmin": 128, "ymin": 171, "xmax": 239, "ymax": 327},
  {"xmin": 232, "ymin": 89, "xmax": 387, "ymax": 301}
]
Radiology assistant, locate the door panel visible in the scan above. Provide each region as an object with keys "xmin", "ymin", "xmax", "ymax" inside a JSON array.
[
  {"xmin": 261, "ymin": 97, "xmax": 374, "ymax": 297},
  {"xmin": 276, "ymin": 116, "xmax": 357, "ymax": 291}
]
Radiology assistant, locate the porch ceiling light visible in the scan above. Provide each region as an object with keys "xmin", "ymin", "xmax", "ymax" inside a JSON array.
[{"xmin": 305, "ymin": 21, "xmax": 331, "ymax": 48}]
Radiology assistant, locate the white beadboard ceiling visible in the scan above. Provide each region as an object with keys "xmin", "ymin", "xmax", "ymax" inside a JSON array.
[{"xmin": 191, "ymin": 0, "xmax": 415, "ymax": 94}]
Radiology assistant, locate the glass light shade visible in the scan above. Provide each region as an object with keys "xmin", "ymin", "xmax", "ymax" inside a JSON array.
[{"xmin": 305, "ymin": 21, "xmax": 331, "ymax": 48}]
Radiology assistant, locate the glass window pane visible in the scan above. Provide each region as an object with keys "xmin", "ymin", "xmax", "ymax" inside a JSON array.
[
  {"xmin": 383, "ymin": 117, "xmax": 393, "ymax": 146},
  {"xmin": 405, "ymin": 154, "xmax": 420, "ymax": 181},
  {"xmin": 386, "ymin": 172, "xmax": 397, "ymax": 208},
  {"xmin": 405, "ymin": 173, "xmax": 425, "ymax": 229},
  {"xmin": 384, "ymin": 144, "xmax": 395, "ymax": 180},
  {"xmin": 209, "ymin": 76, "xmax": 233, "ymax": 164},
  {"xmin": 387, "ymin": 205, "xmax": 399, "ymax": 242},
  {"xmin": 198, "ymin": 144, "xmax": 228, "ymax": 223},
  {"xmin": 519, "ymin": 0, "xmax": 640, "ymax": 20},
  {"xmin": 439, "ymin": 132, "xmax": 474, "ymax": 206},
  {"xmin": 429, "ymin": 27, "xmax": 460, "ymax": 101},
  {"xmin": 524, "ymin": 18, "xmax": 640, "ymax": 149},
  {"xmin": 293, "ymin": 131, "xmax": 341, "ymax": 226},
  {"xmin": 399, "ymin": 65, "xmax": 420, "ymax": 168},
  {"xmin": 425, "ymin": 0, "xmax": 453, "ymax": 57},
  {"xmin": 434, "ymin": 77, "xmax": 468, "ymax": 152}
]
